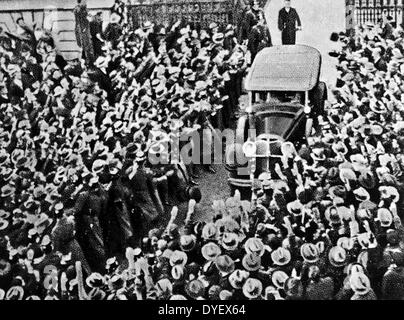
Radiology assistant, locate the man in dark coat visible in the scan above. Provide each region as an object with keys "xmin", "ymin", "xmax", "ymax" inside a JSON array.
[
  {"xmin": 381, "ymin": 15, "xmax": 394, "ymax": 40},
  {"xmin": 372, "ymin": 47, "xmax": 388, "ymax": 72},
  {"xmin": 74, "ymin": 0, "xmax": 95, "ymax": 66},
  {"xmin": 74, "ymin": 178, "xmax": 108, "ymax": 273},
  {"xmin": 90, "ymin": 12, "xmax": 104, "ymax": 59},
  {"xmin": 278, "ymin": 0, "xmax": 302, "ymax": 45},
  {"xmin": 102, "ymin": 173, "xmax": 134, "ymax": 258},
  {"xmin": 240, "ymin": 0, "xmax": 261, "ymax": 43},
  {"xmin": 248, "ymin": 11, "xmax": 272, "ymax": 63},
  {"xmin": 103, "ymin": 12, "xmax": 123, "ymax": 49}
]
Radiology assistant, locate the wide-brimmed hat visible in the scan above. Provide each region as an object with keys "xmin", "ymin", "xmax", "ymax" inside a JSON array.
[
  {"xmin": 53, "ymin": 86, "xmax": 65, "ymax": 97},
  {"xmin": 337, "ymin": 237, "xmax": 354, "ymax": 251},
  {"xmin": 350, "ymin": 273, "xmax": 371, "ymax": 295},
  {"xmin": 300, "ymin": 243, "xmax": 320, "ymax": 263},
  {"xmin": 110, "ymin": 13, "xmax": 121, "ymax": 24},
  {"xmin": 185, "ymin": 279, "xmax": 205, "ymax": 299},
  {"xmin": 212, "ymin": 33, "xmax": 224, "ymax": 44},
  {"xmin": 329, "ymin": 246, "xmax": 347, "ymax": 268},
  {"xmin": 141, "ymin": 20, "xmax": 154, "ymax": 30},
  {"xmin": 215, "ymin": 255, "xmax": 235, "ymax": 275},
  {"xmin": 339, "ymin": 167, "xmax": 357, "ymax": 183},
  {"xmin": 377, "ymin": 208, "xmax": 393, "ymax": 227},
  {"xmin": 332, "ymin": 141, "xmax": 348, "ymax": 155},
  {"xmin": 1, "ymin": 185, "xmax": 15, "ymax": 198},
  {"xmin": 271, "ymin": 271, "xmax": 289, "ymax": 289},
  {"xmin": 311, "ymin": 148, "xmax": 326, "ymax": 161},
  {"xmin": 6, "ymin": 286, "xmax": 24, "ymax": 300},
  {"xmin": 361, "ymin": 124, "xmax": 383, "ymax": 136},
  {"xmin": 370, "ymin": 101, "xmax": 388, "ymax": 114},
  {"xmin": 379, "ymin": 186, "xmax": 400, "ymax": 203},
  {"xmin": 180, "ymin": 235, "xmax": 197, "ymax": 252},
  {"xmin": 0, "ymin": 210, "xmax": 10, "ymax": 220},
  {"xmin": 350, "ymin": 154, "xmax": 368, "ymax": 172},
  {"xmin": 347, "ymin": 263, "xmax": 365, "ymax": 277},
  {"xmin": 0, "ymin": 218, "xmax": 9, "ymax": 232},
  {"xmin": 169, "ymin": 250, "xmax": 188, "ymax": 267},
  {"xmin": 286, "ymin": 200, "xmax": 303, "ymax": 216},
  {"xmin": 241, "ymin": 249, "xmax": 261, "ymax": 271},
  {"xmin": 242, "ymin": 278, "xmax": 263, "ymax": 299},
  {"xmin": 209, "ymin": 22, "xmax": 218, "ymax": 30},
  {"xmin": 353, "ymin": 187, "xmax": 370, "ymax": 202},
  {"xmin": 201, "ymin": 242, "xmax": 222, "ymax": 261},
  {"xmin": 271, "ymin": 247, "xmax": 291, "ymax": 266},
  {"xmin": 244, "ymin": 237, "xmax": 265, "ymax": 257},
  {"xmin": 221, "ymin": 232, "xmax": 239, "ymax": 251},
  {"xmin": 329, "ymin": 185, "xmax": 347, "ymax": 200},
  {"xmin": 219, "ymin": 290, "xmax": 233, "ymax": 300},
  {"xmin": 202, "ymin": 223, "xmax": 218, "ymax": 241},
  {"xmin": 216, "ymin": 217, "xmax": 240, "ymax": 234},
  {"xmin": 391, "ymin": 47, "xmax": 404, "ymax": 60},
  {"xmin": 229, "ymin": 270, "xmax": 250, "ymax": 289}
]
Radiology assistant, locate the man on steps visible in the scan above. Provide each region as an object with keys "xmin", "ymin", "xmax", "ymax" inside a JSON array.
[{"xmin": 278, "ymin": 0, "xmax": 302, "ymax": 45}]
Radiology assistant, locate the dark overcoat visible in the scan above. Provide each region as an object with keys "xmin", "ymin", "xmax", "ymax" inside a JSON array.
[{"xmin": 278, "ymin": 7, "xmax": 301, "ymax": 45}]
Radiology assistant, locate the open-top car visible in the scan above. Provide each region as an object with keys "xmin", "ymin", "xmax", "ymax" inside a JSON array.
[{"xmin": 226, "ymin": 45, "xmax": 327, "ymax": 195}]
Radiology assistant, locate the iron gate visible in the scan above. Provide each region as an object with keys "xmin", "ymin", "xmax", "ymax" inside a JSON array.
[
  {"xmin": 128, "ymin": 0, "xmax": 234, "ymax": 30},
  {"xmin": 354, "ymin": 0, "xmax": 404, "ymax": 26}
]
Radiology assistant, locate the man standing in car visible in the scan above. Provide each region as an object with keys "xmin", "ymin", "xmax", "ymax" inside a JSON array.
[{"xmin": 278, "ymin": 0, "xmax": 302, "ymax": 45}]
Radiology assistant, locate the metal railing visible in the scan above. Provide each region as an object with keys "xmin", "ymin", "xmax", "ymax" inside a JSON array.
[
  {"xmin": 354, "ymin": 0, "xmax": 404, "ymax": 26},
  {"xmin": 127, "ymin": 0, "xmax": 234, "ymax": 29}
]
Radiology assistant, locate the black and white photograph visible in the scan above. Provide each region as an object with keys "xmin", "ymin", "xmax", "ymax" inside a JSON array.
[{"xmin": 0, "ymin": 0, "xmax": 404, "ymax": 308}]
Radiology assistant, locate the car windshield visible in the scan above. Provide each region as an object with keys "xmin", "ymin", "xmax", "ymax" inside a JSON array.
[{"xmin": 256, "ymin": 114, "xmax": 295, "ymax": 138}]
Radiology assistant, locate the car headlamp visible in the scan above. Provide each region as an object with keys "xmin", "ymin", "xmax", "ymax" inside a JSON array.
[{"xmin": 242, "ymin": 141, "xmax": 257, "ymax": 158}]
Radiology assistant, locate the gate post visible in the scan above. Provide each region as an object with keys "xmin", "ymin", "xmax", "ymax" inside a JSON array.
[{"xmin": 346, "ymin": 0, "xmax": 356, "ymax": 36}]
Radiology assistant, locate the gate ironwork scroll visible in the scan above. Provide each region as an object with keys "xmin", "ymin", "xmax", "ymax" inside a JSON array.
[{"xmin": 354, "ymin": 0, "xmax": 404, "ymax": 27}]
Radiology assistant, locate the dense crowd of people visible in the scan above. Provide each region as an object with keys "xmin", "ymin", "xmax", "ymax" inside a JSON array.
[
  {"xmin": 0, "ymin": 0, "xmax": 252, "ymax": 300},
  {"xmin": 0, "ymin": 0, "xmax": 404, "ymax": 300}
]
